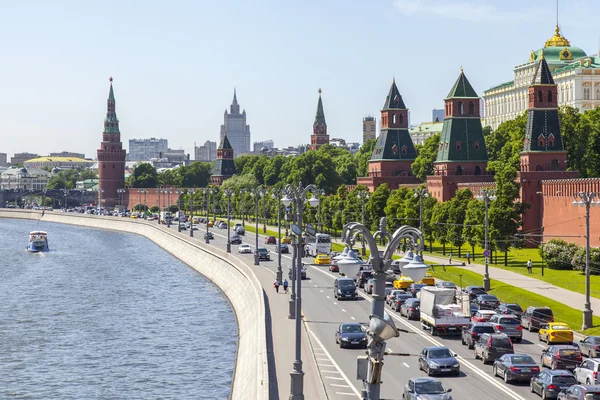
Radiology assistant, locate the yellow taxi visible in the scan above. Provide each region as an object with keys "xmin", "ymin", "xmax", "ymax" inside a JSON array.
[
  {"xmin": 207, "ymin": 220, "xmax": 214, "ymax": 227},
  {"xmin": 314, "ymin": 254, "xmax": 331, "ymax": 265},
  {"xmin": 538, "ymin": 322, "xmax": 574, "ymax": 344},
  {"xmin": 418, "ymin": 273, "xmax": 435, "ymax": 286},
  {"xmin": 130, "ymin": 214, "xmax": 137, "ymax": 219},
  {"xmin": 393, "ymin": 276, "xmax": 414, "ymax": 290},
  {"xmin": 281, "ymin": 236, "xmax": 292, "ymax": 244}
]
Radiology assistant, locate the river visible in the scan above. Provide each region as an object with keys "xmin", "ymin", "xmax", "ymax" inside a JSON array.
[{"xmin": 0, "ymin": 218, "xmax": 237, "ymax": 399}]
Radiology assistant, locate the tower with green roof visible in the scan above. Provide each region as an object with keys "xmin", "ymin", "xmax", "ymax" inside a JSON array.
[
  {"xmin": 309, "ymin": 89, "xmax": 329, "ymax": 150},
  {"xmin": 211, "ymin": 134, "xmax": 236, "ymax": 185},
  {"xmin": 357, "ymin": 78, "xmax": 420, "ymax": 191}
]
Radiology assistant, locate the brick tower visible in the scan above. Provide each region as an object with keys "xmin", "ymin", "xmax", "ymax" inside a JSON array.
[
  {"xmin": 519, "ymin": 55, "xmax": 578, "ymax": 234},
  {"xmin": 357, "ymin": 78, "xmax": 420, "ymax": 191},
  {"xmin": 427, "ymin": 68, "xmax": 493, "ymax": 201},
  {"xmin": 97, "ymin": 77, "xmax": 126, "ymax": 208},
  {"xmin": 309, "ymin": 89, "xmax": 329, "ymax": 150},
  {"xmin": 211, "ymin": 134, "xmax": 236, "ymax": 185}
]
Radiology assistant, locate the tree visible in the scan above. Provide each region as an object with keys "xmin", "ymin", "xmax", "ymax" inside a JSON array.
[
  {"xmin": 384, "ymin": 187, "xmax": 410, "ymax": 232},
  {"xmin": 431, "ymin": 201, "xmax": 451, "ymax": 255},
  {"xmin": 367, "ymin": 183, "xmax": 390, "ymax": 231},
  {"xmin": 411, "ymin": 133, "xmax": 440, "ymax": 180},
  {"xmin": 485, "ymin": 113, "xmax": 527, "ymax": 164},
  {"xmin": 445, "ymin": 189, "xmax": 473, "ymax": 257},
  {"xmin": 157, "ymin": 168, "xmax": 182, "ymax": 187},
  {"xmin": 559, "ymin": 106, "xmax": 583, "ymax": 173},
  {"xmin": 45, "ymin": 169, "xmax": 90, "ymax": 189},
  {"xmin": 355, "ymin": 139, "xmax": 376, "ymax": 178},
  {"xmin": 462, "ymin": 199, "xmax": 484, "ymax": 259},
  {"xmin": 180, "ymin": 161, "xmax": 212, "ymax": 187},
  {"xmin": 131, "ymin": 163, "xmax": 158, "ymax": 188}
]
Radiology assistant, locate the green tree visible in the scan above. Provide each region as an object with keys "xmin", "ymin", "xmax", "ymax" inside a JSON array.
[
  {"xmin": 180, "ymin": 161, "xmax": 212, "ymax": 187},
  {"xmin": 157, "ymin": 168, "xmax": 182, "ymax": 187},
  {"xmin": 131, "ymin": 163, "xmax": 158, "ymax": 188},
  {"xmin": 411, "ymin": 133, "xmax": 440, "ymax": 180},
  {"xmin": 355, "ymin": 139, "xmax": 376, "ymax": 177},
  {"xmin": 45, "ymin": 169, "xmax": 80, "ymax": 189},
  {"xmin": 431, "ymin": 201, "xmax": 451, "ymax": 255},
  {"xmin": 445, "ymin": 189, "xmax": 473, "ymax": 257},
  {"xmin": 367, "ymin": 183, "xmax": 390, "ymax": 231},
  {"xmin": 462, "ymin": 198, "xmax": 484, "ymax": 259},
  {"xmin": 559, "ymin": 106, "xmax": 583, "ymax": 173},
  {"xmin": 485, "ymin": 113, "xmax": 527, "ymax": 164}
]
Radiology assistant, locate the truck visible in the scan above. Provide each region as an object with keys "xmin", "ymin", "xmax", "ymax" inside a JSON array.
[
  {"xmin": 420, "ymin": 287, "xmax": 470, "ymax": 336},
  {"xmin": 160, "ymin": 211, "xmax": 173, "ymax": 224}
]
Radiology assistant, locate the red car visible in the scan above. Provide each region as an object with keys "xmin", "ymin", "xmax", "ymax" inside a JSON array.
[
  {"xmin": 471, "ymin": 310, "xmax": 497, "ymax": 323},
  {"xmin": 329, "ymin": 264, "xmax": 339, "ymax": 273},
  {"xmin": 265, "ymin": 236, "xmax": 277, "ymax": 244}
]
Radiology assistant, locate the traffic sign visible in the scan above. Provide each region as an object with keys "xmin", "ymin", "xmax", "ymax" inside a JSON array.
[{"xmin": 483, "ymin": 249, "xmax": 491, "ymax": 257}]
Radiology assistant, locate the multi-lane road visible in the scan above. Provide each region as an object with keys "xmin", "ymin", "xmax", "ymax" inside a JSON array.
[{"xmin": 190, "ymin": 224, "xmax": 561, "ymax": 400}]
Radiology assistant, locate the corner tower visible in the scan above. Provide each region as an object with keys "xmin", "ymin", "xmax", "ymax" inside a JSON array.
[
  {"xmin": 309, "ymin": 89, "xmax": 329, "ymax": 150},
  {"xmin": 211, "ymin": 134, "xmax": 236, "ymax": 185},
  {"xmin": 97, "ymin": 77, "xmax": 126, "ymax": 207}
]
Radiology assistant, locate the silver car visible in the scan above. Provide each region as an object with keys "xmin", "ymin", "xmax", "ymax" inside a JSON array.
[{"xmin": 488, "ymin": 314, "xmax": 523, "ymax": 343}]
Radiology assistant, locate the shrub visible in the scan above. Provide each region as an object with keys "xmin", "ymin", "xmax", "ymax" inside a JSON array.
[
  {"xmin": 150, "ymin": 206, "xmax": 160, "ymax": 213},
  {"xmin": 542, "ymin": 239, "xmax": 578, "ymax": 270},
  {"xmin": 571, "ymin": 247, "xmax": 600, "ymax": 274}
]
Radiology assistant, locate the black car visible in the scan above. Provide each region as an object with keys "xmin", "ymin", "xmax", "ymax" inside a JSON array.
[
  {"xmin": 418, "ymin": 346, "xmax": 460, "ymax": 376},
  {"xmin": 204, "ymin": 232, "xmax": 214, "ymax": 240},
  {"xmin": 403, "ymin": 378, "xmax": 453, "ymax": 400},
  {"xmin": 496, "ymin": 303, "xmax": 524, "ymax": 320},
  {"xmin": 464, "ymin": 286, "xmax": 487, "ymax": 301},
  {"xmin": 579, "ymin": 336, "xmax": 600, "ymax": 358},
  {"xmin": 531, "ymin": 370, "xmax": 577, "ymax": 400},
  {"xmin": 474, "ymin": 294, "xmax": 501, "ymax": 310},
  {"xmin": 461, "ymin": 323, "xmax": 496, "ymax": 349},
  {"xmin": 335, "ymin": 323, "xmax": 367, "ymax": 348},
  {"xmin": 275, "ymin": 244, "xmax": 289, "ymax": 254},
  {"xmin": 256, "ymin": 247, "xmax": 270, "ymax": 261},
  {"xmin": 474, "ymin": 333, "xmax": 514, "ymax": 364},
  {"xmin": 493, "ymin": 353, "xmax": 540, "ymax": 383},
  {"xmin": 334, "ymin": 277, "xmax": 357, "ymax": 300},
  {"xmin": 522, "ymin": 306, "xmax": 554, "ymax": 332},
  {"xmin": 557, "ymin": 384, "xmax": 600, "ymax": 400},
  {"xmin": 355, "ymin": 270, "xmax": 373, "ymax": 289},
  {"xmin": 400, "ymin": 298, "xmax": 420, "ymax": 320},
  {"xmin": 541, "ymin": 345, "xmax": 583, "ymax": 370},
  {"xmin": 230, "ymin": 235, "xmax": 242, "ymax": 245},
  {"xmin": 469, "ymin": 303, "xmax": 479, "ymax": 317},
  {"xmin": 408, "ymin": 283, "xmax": 428, "ymax": 298},
  {"xmin": 393, "ymin": 293, "xmax": 414, "ymax": 312}
]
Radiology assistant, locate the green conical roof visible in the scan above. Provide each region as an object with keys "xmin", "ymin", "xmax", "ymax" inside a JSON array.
[
  {"xmin": 446, "ymin": 70, "xmax": 479, "ymax": 99},
  {"xmin": 314, "ymin": 89, "xmax": 326, "ymax": 126},
  {"xmin": 382, "ymin": 78, "xmax": 406, "ymax": 110},
  {"xmin": 219, "ymin": 134, "xmax": 232, "ymax": 150}
]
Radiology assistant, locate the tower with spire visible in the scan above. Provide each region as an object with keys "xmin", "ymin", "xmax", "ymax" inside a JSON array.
[
  {"xmin": 309, "ymin": 89, "xmax": 330, "ymax": 150},
  {"xmin": 97, "ymin": 77, "xmax": 127, "ymax": 208},
  {"xmin": 357, "ymin": 78, "xmax": 420, "ymax": 191},
  {"xmin": 211, "ymin": 134, "xmax": 236, "ymax": 185},
  {"xmin": 220, "ymin": 88, "xmax": 251, "ymax": 157}
]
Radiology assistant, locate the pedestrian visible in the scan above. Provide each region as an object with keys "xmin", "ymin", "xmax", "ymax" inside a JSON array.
[
  {"xmin": 274, "ymin": 279, "xmax": 280, "ymax": 293},
  {"xmin": 448, "ymin": 254, "xmax": 453, "ymax": 265},
  {"xmin": 283, "ymin": 279, "xmax": 289, "ymax": 293},
  {"xmin": 527, "ymin": 259, "xmax": 532, "ymax": 274},
  {"xmin": 402, "ymin": 243, "xmax": 407, "ymax": 253},
  {"xmin": 466, "ymin": 252, "xmax": 471, "ymax": 264}
]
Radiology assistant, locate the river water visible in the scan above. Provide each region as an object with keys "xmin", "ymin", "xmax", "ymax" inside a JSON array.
[{"xmin": 0, "ymin": 218, "xmax": 237, "ymax": 399}]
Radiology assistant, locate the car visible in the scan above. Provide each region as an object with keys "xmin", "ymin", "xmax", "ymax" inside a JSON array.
[
  {"xmin": 464, "ymin": 286, "xmax": 487, "ymax": 301},
  {"xmin": 574, "ymin": 359, "xmax": 600, "ymax": 385},
  {"xmin": 365, "ymin": 278, "xmax": 374, "ymax": 294},
  {"xmin": 386, "ymin": 289, "xmax": 406, "ymax": 305},
  {"xmin": 435, "ymin": 281, "xmax": 457, "ymax": 290},
  {"xmin": 238, "ymin": 244, "xmax": 252, "ymax": 254},
  {"xmin": 400, "ymin": 298, "xmax": 421, "ymax": 320},
  {"xmin": 474, "ymin": 333, "xmax": 514, "ymax": 364},
  {"xmin": 473, "ymin": 294, "xmax": 501, "ymax": 310},
  {"xmin": 204, "ymin": 232, "xmax": 214, "ymax": 240},
  {"xmin": 207, "ymin": 220, "xmax": 214, "ymax": 227},
  {"xmin": 461, "ymin": 323, "xmax": 496, "ymax": 349},
  {"xmin": 469, "ymin": 303, "xmax": 479, "ymax": 317},
  {"xmin": 488, "ymin": 314, "xmax": 523, "ymax": 342},
  {"xmin": 419, "ymin": 273, "xmax": 435, "ymax": 286},
  {"xmin": 541, "ymin": 345, "xmax": 583, "ymax": 370},
  {"xmin": 492, "ymin": 353, "xmax": 540, "ymax": 383},
  {"xmin": 230, "ymin": 235, "xmax": 242, "ymax": 245},
  {"xmin": 314, "ymin": 254, "xmax": 331, "ymax": 265},
  {"xmin": 579, "ymin": 336, "xmax": 600, "ymax": 358},
  {"xmin": 256, "ymin": 247, "xmax": 270, "ymax": 261},
  {"xmin": 335, "ymin": 323, "xmax": 367, "ymax": 348},
  {"xmin": 418, "ymin": 346, "xmax": 460, "ymax": 376},
  {"xmin": 408, "ymin": 283, "xmax": 427, "ymax": 298},
  {"xmin": 522, "ymin": 306, "xmax": 555, "ymax": 332},
  {"xmin": 289, "ymin": 266, "xmax": 307, "ymax": 280},
  {"xmin": 393, "ymin": 276, "xmax": 414, "ymax": 290},
  {"xmin": 265, "ymin": 236, "xmax": 277, "ymax": 244},
  {"xmin": 495, "ymin": 303, "xmax": 524, "ymax": 320},
  {"xmin": 539, "ymin": 323, "xmax": 574, "ymax": 344},
  {"xmin": 393, "ymin": 293, "xmax": 414, "ymax": 312},
  {"xmin": 275, "ymin": 244, "xmax": 289, "ymax": 253},
  {"xmin": 403, "ymin": 378, "xmax": 453, "ymax": 400},
  {"xmin": 334, "ymin": 277, "xmax": 357, "ymax": 300},
  {"xmin": 329, "ymin": 263, "xmax": 339, "ymax": 273},
  {"xmin": 236, "ymin": 226, "xmax": 245, "ymax": 235},
  {"xmin": 384, "ymin": 281, "xmax": 395, "ymax": 296},
  {"xmin": 557, "ymin": 384, "xmax": 600, "ymax": 400},
  {"xmin": 281, "ymin": 236, "xmax": 292, "ymax": 244},
  {"xmin": 217, "ymin": 221, "xmax": 227, "ymax": 229},
  {"xmin": 471, "ymin": 310, "xmax": 497, "ymax": 323},
  {"xmin": 355, "ymin": 270, "xmax": 373, "ymax": 289},
  {"xmin": 530, "ymin": 369, "xmax": 577, "ymax": 400}
]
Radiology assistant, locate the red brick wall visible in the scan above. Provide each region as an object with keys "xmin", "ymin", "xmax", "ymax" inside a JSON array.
[{"xmin": 126, "ymin": 188, "xmax": 184, "ymax": 210}]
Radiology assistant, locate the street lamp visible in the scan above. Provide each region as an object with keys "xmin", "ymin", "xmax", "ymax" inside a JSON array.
[
  {"xmin": 250, "ymin": 187, "xmax": 266, "ymax": 265},
  {"xmin": 62, "ymin": 189, "xmax": 69, "ymax": 210},
  {"xmin": 166, "ymin": 189, "xmax": 173, "ymax": 227},
  {"xmin": 357, "ymin": 190, "xmax": 370, "ymax": 255},
  {"xmin": 117, "ymin": 188, "xmax": 125, "ymax": 212},
  {"xmin": 189, "ymin": 189, "xmax": 196, "ymax": 237},
  {"xmin": 477, "ymin": 188, "xmax": 496, "ymax": 291},
  {"xmin": 272, "ymin": 188, "xmax": 284, "ymax": 283},
  {"xmin": 224, "ymin": 189, "xmax": 234, "ymax": 253},
  {"xmin": 98, "ymin": 189, "xmax": 104, "ymax": 213},
  {"xmin": 342, "ymin": 218, "xmax": 424, "ymax": 400},
  {"xmin": 175, "ymin": 189, "xmax": 183, "ymax": 232},
  {"xmin": 572, "ymin": 192, "xmax": 598, "ymax": 330},
  {"xmin": 240, "ymin": 189, "xmax": 247, "ymax": 227},
  {"xmin": 414, "ymin": 187, "xmax": 430, "ymax": 256},
  {"xmin": 281, "ymin": 182, "xmax": 320, "ymax": 400}
]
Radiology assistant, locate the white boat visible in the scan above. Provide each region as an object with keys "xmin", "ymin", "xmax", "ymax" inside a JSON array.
[{"xmin": 27, "ymin": 231, "xmax": 49, "ymax": 252}]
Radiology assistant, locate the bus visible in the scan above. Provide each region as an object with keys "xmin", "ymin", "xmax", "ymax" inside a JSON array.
[{"xmin": 304, "ymin": 233, "xmax": 331, "ymax": 257}]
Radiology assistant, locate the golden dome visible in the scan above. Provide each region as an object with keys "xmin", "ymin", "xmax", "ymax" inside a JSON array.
[{"xmin": 545, "ymin": 25, "xmax": 571, "ymax": 48}]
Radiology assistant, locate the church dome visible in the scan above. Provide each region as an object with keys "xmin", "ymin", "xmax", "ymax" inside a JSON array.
[{"xmin": 529, "ymin": 26, "xmax": 587, "ymax": 63}]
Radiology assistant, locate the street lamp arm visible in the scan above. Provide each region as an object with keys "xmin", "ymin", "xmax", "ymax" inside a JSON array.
[
  {"xmin": 342, "ymin": 223, "xmax": 381, "ymax": 260},
  {"xmin": 383, "ymin": 225, "xmax": 424, "ymax": 262},
  {"xmin": 373, "ymin": 230, "xmax": 392, "ymax": 244}
]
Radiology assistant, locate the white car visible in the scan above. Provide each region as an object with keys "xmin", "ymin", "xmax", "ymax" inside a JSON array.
[{"xmin": 238, "ymin": 244, "xmax": 252, "ymax": 254}]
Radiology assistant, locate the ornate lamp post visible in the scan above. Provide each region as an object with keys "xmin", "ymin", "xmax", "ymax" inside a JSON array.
[
  {"xmin": 250, "ymin": 187, "xmax": 266, "ymax": 265},
  {"xmin": 572, "ymin": 192, "xmax": 598, "ymax": 330},
  {"xmin": 175, "ymin": 189, "xmax": 183, "ymax": 232},
  {"xmin": 224, "ymin": 189, "xmax": 234, "ymax": 252},
  {"xmin": 189, "ymin": 189, "xmax": 196, "ymax": 237},
  {"xmin": 272, "ymin": 188, "xmax": 284, "ymax": 283},
  {"xmin": 240, "ymin": 189, "xmax": 247, "ymax": 227},
  {"xmin": 62, "ymin": 189, "xmax": 69, "ymax": 209},
  {"xmin": 477, "ymin": 189, "xmax": 496, "ymax": 291},
  {"xmin": 166, "ymin": 189, "xmax": 173, "ymax": 227},
  {"xmin": 357, "ymin": 190, "xmax": 370, "ymax": 255},
  {"xmin": 204, "ymin": 189, "xmax": 210, "ymax": 244},
  {"xmin": 414, "ymin": 187, "xmax": 430, "ymax": 256},
  {"xmin": 281, "ymin": 182, "xmax": 320, "ymax": 400},
  {"xmin": 117, "ymin": 188, "xmax": 125, "ymax": 212},
  {"xmin": 98, "ymin": 189, "xmax": 104, "ymax": 213}
]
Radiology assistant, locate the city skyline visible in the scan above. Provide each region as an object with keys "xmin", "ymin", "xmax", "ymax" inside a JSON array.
[{"xmin": 2, "ymin": 0, "xmax": 599, "ymax": 159}]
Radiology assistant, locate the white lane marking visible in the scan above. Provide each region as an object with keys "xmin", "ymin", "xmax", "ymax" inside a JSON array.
[
  {"xmin": 336, "ymin": 393, "xmax": 357, "ymax": 396},
  {"xmin": 316, "ymin": 357, "xmax": 330, "ymax": 361},
  {"xmin": 308, "ymin": 265, "xmax": 528, "ymax": 400},
  {"xmin": 350, "ymin": 316, "xmax": 356, "ymax": 320},
  {"xmin": 326, "ymin": 296, "xmax": 331, "ymax": 299},
  {"xmin": 342, "ymin": 309, "xmax": 347, "ymax": 313},
  {"xmin": 319, "ymin": 364, "xmax": 337, "ymax": 368},
  {"xmin": 537, "ymin": 344, "xmax": 547, "ymax": 348},
  {"xmin": 403, "ymin": 362, "xmax": 410, "ymax": 368},
  {"xmin": 333, "ymin": 302, "xmax": 338, "ymax": 305},
  {"xmin": 325, "ymin": 376, "xmax": 346, "ymax": 381},
  {"xmin": 321, "ymin": 370, "xmax": 341, "ymax": 374},
  {"xmin": 320, "ymin": 290, "xmax": 324, "ymax": 293},
  {"xmin": 314, "ymin": 284, "xmax": 318, "ymax": 287},
  {"xmin": 330, "ymin": 384, "xmax": 351, "ymax": 388},
  {"xmin": 309, "ymin": 330, "xmax": 361, "ymax": 398}
]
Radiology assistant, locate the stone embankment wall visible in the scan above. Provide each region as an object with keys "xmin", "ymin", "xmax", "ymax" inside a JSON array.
[{"xmin": 0, "ymin": 210, "xmax": 269, "ymax": 400}]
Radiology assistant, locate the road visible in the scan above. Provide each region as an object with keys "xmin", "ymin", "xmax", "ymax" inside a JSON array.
[{"xmin": 175, "ymin": 222, "xmax": 560, "ymax": 400}]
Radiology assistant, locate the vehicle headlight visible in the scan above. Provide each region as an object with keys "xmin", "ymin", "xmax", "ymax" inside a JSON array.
[
  {"xmin": 453, "ymin": 363, "xmax": 460, "ymax": 368},
  {"xmin": 361, "ymin": 337, "xmax": 367, "ymax": 341},
  {"xmin": 341, "ymin": 337, "xmax": 349, "ymax": 341},
  {"xmin": 337, "ymin": 290, "xmax": 342, "ymax": 294},
  {"xmin": 429, "ymin": 363, "xmax": 439, "ymax": 369}
]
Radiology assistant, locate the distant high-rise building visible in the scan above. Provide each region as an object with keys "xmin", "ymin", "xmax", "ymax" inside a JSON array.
[
  {"xmin": 253, "ymin": 140, "xmax": 275, "ymax": 153},
  {"xmin": 195, "ymin": 140, "xmax": 217, "ymax": 162},
  {"xmin": 128, "ymin": 138, "xmax": 168, "ymax": 161},
  {"xmin": 220, "ymin": 89, "xmax": 251, "ymax": 157},
  {"xmin": 50, "ymin": 151, "xmax": 86, "ymax": 159},
  {"xmin": 310, "ymin": 89, "xmax": 329, "ymax": 150},
  {"xmin": 432, "ymin": 109, "xmax": 444, "ymax": 122},
  {"xmin": 363, "ymin": 116, "xmax": 376, "ymax": 143},
  {"xmin": 10, "ymin": 152, "xmax": 39, "ymax": 166},
  {"xmin": 0, "ymin": 153, "xmax": 7, "ymax": 167}
]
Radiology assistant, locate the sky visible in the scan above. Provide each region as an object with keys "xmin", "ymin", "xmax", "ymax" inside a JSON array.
[{"xmin": 1, "ymin": 0, "xmax": 600, "ymax": 160}]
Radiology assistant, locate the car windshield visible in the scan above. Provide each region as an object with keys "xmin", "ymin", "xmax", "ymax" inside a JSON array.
[
  {"xmin": 535, "ymin": 309, "xmax": 553, "ymax": 317},
  {"xmin": 506, "ymin": 304, "xmax": 523, "ymax": 312},
  {"xmin": 492, "ymin": 337, "xmax": 513, "ymax": 347},
  {"xmin": 440, "ymin": 282, "xmax": 456, "ymax": 287},
  {"xmin": 499, "ymin": 318, "xmax": 520, "ymax": 325},
  {"xmin": 552, "ymin": 325, "xmax": 570, "ymax": 330},
  {"xmin": 509, "ymin": 355, "xmax": 535, "ymax": 364},
  {"xmin": 415, "ymin": 381, "xmax": 445, "ymax": 394},
  {"xmin": 339, "ymin": 280, "xmax": 354, "ymax": 288},
  {"xmin": 428, "ymin": 349, "xmax": 453, "ymax": 358},
  {"xmin": 559, "ymin": 348, "xmax": 580, "ymax": 356},
  {"xmin": 481, "ymin": 295, "xmax": 498, "ymax": 301},
  {"xmin": 342, "ymin": 325, "xmax": 362, "ymax": 333},
  {"xmin": 552, "ymin": 375, "xmax": 577, "ymax": 384},
  {"xmin": 474, "ymin": 326, "xmax": 496, "ymax": 333}
]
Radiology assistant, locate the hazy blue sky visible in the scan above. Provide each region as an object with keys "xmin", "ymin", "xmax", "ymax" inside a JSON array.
[{"xmin": 1, "ymin": 0, "xmax": 599, "ymax": 159}]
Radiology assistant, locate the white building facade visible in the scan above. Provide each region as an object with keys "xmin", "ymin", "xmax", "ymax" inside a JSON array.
[{"xmin": 128, "ymin": 138, "xmax": 168, "ymax": 161}]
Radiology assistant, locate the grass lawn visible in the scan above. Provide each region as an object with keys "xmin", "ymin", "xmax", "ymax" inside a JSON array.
[{"xmin": 430, "ymin": 266, "xmax": 600, "ymax": 335}]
